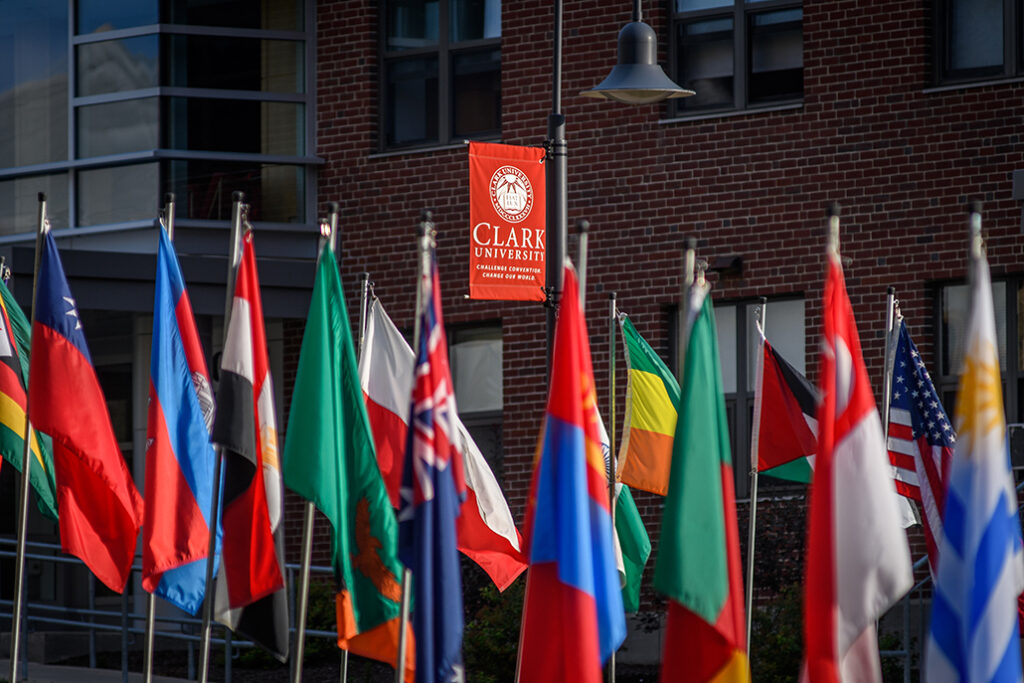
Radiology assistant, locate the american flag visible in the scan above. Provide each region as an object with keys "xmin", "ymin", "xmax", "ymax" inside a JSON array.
[{"xmin": 887, "ymin": 319, "xmax": 954, "ymax": 575}]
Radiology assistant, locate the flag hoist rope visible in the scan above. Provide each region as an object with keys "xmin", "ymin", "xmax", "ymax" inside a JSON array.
[
  {"xmin": 198, "ymin": 191, "xmax": 247, "ymax": 683},
  {"xmin": 744, "ymin": 296, "xmax": 767, "ymax": 652},
  {"xmin": 8, "ymin": 193, "xmax": 49, "ymax": 683}
]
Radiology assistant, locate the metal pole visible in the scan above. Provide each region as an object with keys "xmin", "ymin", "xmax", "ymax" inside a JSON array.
[
  {"xmin": 327, "ymin": 201, "xmax": 340, "ymax": 255},
  {"xmin": 606, "ymin": 291, "xmax": 617, "ymax": 683},
  {"xmin": 358, "ymin": 272, "xmax": 371, "ymax": 356},
  {"xmin": 882, "ymin": 286, "xmax": 897, "ymax": 439},
  {"xmin": 577, "ymin": 220, "xmax": 589, "ymax": 308},
  {"xmin": 144, "ymin": 193, "xmax": 176, "ymax": 683},
  {"xmin": 198, "ymin": 191, "xmax": 246, "ymax": 683},
  {"xmin": 545, "ymin": 0, "xmax": 567, "ymax": 375},
  {"xmin": 745, "ymin": 297, "xmax": 767, "ymax": 653},
  {"xmin": 8, "ymin": 193, "xmax": 49, "ymax": 683},
  {"xmin": 294, "ymin": 211, "xmax": 337, "ymax": 683},
  {"xmin": 678, "ymin": 237, "xmax": 697, "ymax": 376}
]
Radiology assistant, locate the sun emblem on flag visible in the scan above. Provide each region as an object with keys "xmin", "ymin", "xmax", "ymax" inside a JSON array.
[{"xmin": 956, "ymin": 339, "xmax": 1003, "ymax": 454}]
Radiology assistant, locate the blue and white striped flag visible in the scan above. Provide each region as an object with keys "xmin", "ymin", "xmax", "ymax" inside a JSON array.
[{"xmin": 926, "ymin": 252, "xmax": 1024, "ymax": 682}]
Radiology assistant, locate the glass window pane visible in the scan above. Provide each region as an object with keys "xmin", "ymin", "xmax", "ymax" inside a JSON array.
[
  {"xmin": 165, "ymin": 98, "xmax": 303, "ymax": 155},
  {"xmin": 715, "ymin": 303, "xmax": 737, "ymax": 393},
  {"xmin": 450, "ymin": 0, "xmax": 500, "ymax": 42},
  {"xmin": 163, "ymin": 35, "xmax": 302, "ymax": 93},
  {"xmin": 78, "ymin": 163, "xmax": 159, "ymax": 226},
  {"xmin": 948, "ymin": 0, "xmax": 1002, "ymax": 71},
  {"xmin": 0, "ymin": 0, "xmax": 68, "ymax": 167},
  {"xmin": 77, "ymin": 37, "xmax": 159, "ymax": 97},
  {"xmin": 746, "ymin": 299, "xmax": 805, "ymax": 391},
  {"xmin": 387, "ymin": 0, "xmax": 439, "ymax": 50},
  {"xmin": 451, "ymin": 327, "xmax": 502, "ymax": 413},
  {"xmin": 942, "ymin": 281, "xmax": 1007, "ymax": 376},
  {"xmin": 676, "ymin": 0, "xmax": 731, "ymax": 11},
  {"xmin": 77, "ymin": 0, "xmax": 158, "ymax": 34},
  {"xmin": 0, "ymin": 173, "xmax": 68, "ymax": 235},
  {"xmin": 386, "ymin": 57, "xmax": 438, "ymax": 146},
  {"xmin": 165, "ymin": 0, "xmax": 302, "ymax": 31},
  {"xmin": 749, "ymin": 9, "xmax": 802, "ymax": 104},
  {"xmin": 452, "ymin": 49, "xmax": 500, "ymax": 138},
  {"xmin": 77, "ymin": 98, "xmax": 159, "ymax": 157},
  {"xmin": 166, "ymin": 160, "xmax": 304, "ymax": 223},
  {"xmin": 677, "ymin": 18, "xmax": 734, "ymax": 110}
]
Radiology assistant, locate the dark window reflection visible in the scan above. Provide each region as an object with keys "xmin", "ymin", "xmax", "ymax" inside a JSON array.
[
  {"xmin": 450, "ymin": 0, "xmax": 500, "ymax": 42},
  {"xmin": 386, "ymin": 57, "xmax": 438, "ymax": 146},
  {"xmin": 166, "ymin": 160, "xmax": 303, "ymax": 223},
  {"xmin": 77, "ymin": 37, "xmax": 159, "ymax": 96},
  {"xmin": 77, "ymin": 163, "xmax": 159, "ymax": 226},
  {"xmin": 164, "ymin": 35, "xmax": 302, "ymax": 92},
  {"xmin": 748, "ymin": 9, "xmax": 802, "ymax": 104},
  {"xmin": 165, "ymin": 98, "xmax": 302, "ymax": 155},
  {"xmin": 0, "ymin": 172, "xmax": 68, "ymax": 235},
  {"xmin": 947, "ymin": 0, "xmax": 1002, "ymax": 73},
  {"xmin": 452, "ymin": 49, "xmax": 500, "ymax": 137},
  {"xmin": 678, "ymin": 18, "xmax": 734, "ymax": 109},
  {"xmin": 77, "ymin": 0, "xmax": 158, "ymax": 34},
  {"xmin": 164, "ymin": 0, "xmax": 302, "ymax": 31},
  {"xmin": 78, "ymin": 98, "xmax": 159, "ymax": 158},
  {"xmin": 387, "ymin": 0, "xmax": 439, "ymax": 50},
  {"xmin": 0, "ymin": 0, "xmax": 68, "ymax": 167}
]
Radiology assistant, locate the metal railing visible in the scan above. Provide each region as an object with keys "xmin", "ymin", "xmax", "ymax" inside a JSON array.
[{"xmin": 0, "ymin": 537, "xmax": 338, "ymax": 682}]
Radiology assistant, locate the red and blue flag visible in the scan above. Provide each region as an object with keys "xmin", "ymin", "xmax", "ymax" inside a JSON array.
[
  {"xmin": 398, "ymin": 252, "xmax": 467, "ymax": 683},
  {"xmin": 142, "ymin": 227, "xmax": 218, "ymax": 615},
  {"xmin": 519, "ymin": 262, "xmax": 626, "ymax": 682},
  {"xmin": 29, "ymin": 231, "xmax": 143, "ymax": 592}
]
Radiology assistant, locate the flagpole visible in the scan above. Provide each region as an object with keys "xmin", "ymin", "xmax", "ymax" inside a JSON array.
[
  {"xmin": 358, "ymin": 272, "xmax": 371, "ymax": 356},
  {"xmin": 677, "ymin": 236, "xmax": 696, "ymax": 378},
  {"xmin": 8, "ymin": 193, "xmax": 49, "ymax": 683},
  {"xmin": 881, "ymin": 286, "xmax": 897, "ymax": 437},
  {"xmin": 198, "ymin": 191, "xmax": 246, "ymax": 683},
  {"xmin": 607, "ymin": 290, "xmax": 617, "ymax": 683},
  {"xmin": 968, "ymin": 201, "xmax": 982, "ymax": 287},
  {"xmin": 744, "ymin": 296, "xmax": 767, "ymax": 653},
  {"xmin": 293, "ymin": 217, "xmax": 335, "ymax": 683},
  {"xmin": 395, "ymin": 210, "xmax": 433, "ymax": 683},
  {"xmin": 577, "ymin": 220, "xmax": 589, "ymax": 308},
  {"xmin": 142, "ymin": 194, "xmax": 177, "ymax": 683}
]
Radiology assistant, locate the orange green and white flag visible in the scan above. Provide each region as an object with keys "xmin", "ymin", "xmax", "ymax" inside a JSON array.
[
  {"xmin": 616, "ymin": 313, "xmax": 679, "ymax": 496},
  {"xmin": 654, "ymin": 285, "xmax": 749, "ymax": 682}
]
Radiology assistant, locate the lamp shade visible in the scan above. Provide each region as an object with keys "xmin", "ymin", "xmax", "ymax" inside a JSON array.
[{"xmin": 581, "ymin": 21, "xmax": 695, "ymax": 104}]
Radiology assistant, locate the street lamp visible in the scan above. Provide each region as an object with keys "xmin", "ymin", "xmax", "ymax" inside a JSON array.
[{"xmin": 546, "ymin": 0, "xmax": 693, "ymax": 368}]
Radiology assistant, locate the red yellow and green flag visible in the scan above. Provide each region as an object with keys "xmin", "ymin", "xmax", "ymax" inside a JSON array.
[{"xmin": 654, "ymin": 286, "xmax": 749, "ymax": 682}]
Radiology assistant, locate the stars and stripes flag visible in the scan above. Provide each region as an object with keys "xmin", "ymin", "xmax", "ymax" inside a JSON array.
[
  {"xmin": 886, "ymin": 319, "xmax": 954, "ymax": 576},
  {"xmin": 398, "ymin": 251, "xmax": 467, "ymax": 683}
]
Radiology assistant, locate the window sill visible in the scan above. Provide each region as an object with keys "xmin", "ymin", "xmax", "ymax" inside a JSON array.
[
  {"xmin": 922, "ymin": 75, "xmax": 1024, "ymax": 95},
  {"xmin": 658, "ymin": 100, "xmax": 803, "ymax": 125}
]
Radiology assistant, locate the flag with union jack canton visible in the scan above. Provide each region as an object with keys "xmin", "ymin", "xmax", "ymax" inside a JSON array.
[
  {"xmin": 398, "ymin": 250, "xmax": 467, "ymax": 683},
  {"xmin": 887, "ymin": 318, "xmax": 954, "ymax": 577}
]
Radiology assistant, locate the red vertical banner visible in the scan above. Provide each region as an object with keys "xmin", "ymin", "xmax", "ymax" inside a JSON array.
[{"xmin": 468, "ymin": 141, "xmax": 546, "ymax": 301}]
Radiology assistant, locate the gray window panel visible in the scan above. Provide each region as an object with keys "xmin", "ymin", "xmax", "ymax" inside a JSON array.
[
  {"xmin": 677, "ymin": 18, "xmax": 735, "ymax": 110},
  {"xmin": 0, "ymin": 0, "xmax": 69, "ymax": 168},
  {"xmin": 387, "ymin": 0, "xmax": 440, "ymax": 50},
  {"xmin": 77, "ymin": 36, "xmax": 159, "ymax": 97},
  {"xmin": 949, "ymin": 0, "xmax": 1003, "ymax": 70},
  {"xmin": 386, "ymin": 57, "xmax": 439, "ymax": 146},
  {"xmin": 166, "ymin": 159, "xmax": 304, "ymax": 223},
  {"xmin": 164, "ymin": 35, "xmax": 302, "ymax": 92},
  {"xmin": 677, "ymin": 0, "xmax": 731, "ymax": 10},
  {"xmin": 165, "ymin": 97, "xmax": 303, "ymax": 156},
  {"xmin": 77, "ymin": 98, "xmax": 159, "ymax": 158},
  {"xmin": 77, "ymin": 0, "xmax": 158, "ymax": 34},
  {"xmin": 77, "ymin": 163, "xmax": 159, "ymax": 226},
  {"xmin": 748, "ymin": 9, "xmax": 803, "ymax": 104},
  {"xmin": 941, "ymin": 281, "xmax": 1008, "ymax": 377},
  {"xmin": 449, "ymin": 0, "xmax": 500, "ymax": 42},
  {"xmin": 0, "ymin": 172, "xmax": 68, "ymax": 235},
  {"xmin": 452, "ymin": 48, "xmax": 500, "ymax": 138}
]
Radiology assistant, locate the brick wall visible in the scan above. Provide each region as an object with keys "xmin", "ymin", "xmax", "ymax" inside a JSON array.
[{"xmin": 306, "ymin": 0, "xmax": 1024, "ymax": 601}]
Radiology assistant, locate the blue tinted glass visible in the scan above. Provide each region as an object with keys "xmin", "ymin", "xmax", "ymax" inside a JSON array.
[
  {"xmin": 676, "ymin": 0, "xmax": 731, "ymax": 11},
  {"xmin": 166, "ymin": 160, "xmax": 304, "ymax": 222},
  {"xmin": 450, "ymin": 0, "xmax": 500, "ymax": 42},
  {"xmin": 77, "ymin": 98, "xmax": 159, "ymax": 158},
  {"xmin": 949, "ymin": 0, "xmax": 1002, "ymax": 70},
  {"xmin": 78, "ymin": 163, "xmax": 159, "ymax": 226},
  {"xmin": 77, "ymin": 36, "xmax": 159, "ymax": 96},
  {"xmin": 387, "ymin": 0, "xmax": 439, "ymax": 50},
  {"xmin": 386, "ymin": 57, "xmax": 438, "ymax": 145},
  {"xmin": 0, "ymin": 0, "xmax": 69, "ymax": 166},
  {"xmin": 77, "ymin": 0, "xmax": 158, "ymax": 34},
  {"xmin": 0, "ymin": 172, "xmax": 68, "ymax": 234}
]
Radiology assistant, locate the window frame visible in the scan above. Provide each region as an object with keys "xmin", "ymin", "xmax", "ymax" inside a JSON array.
[
  {"xmin": 932, "ymin": 0, "xmax": 1023, "ymax": 86},
  {"xmin": 668, "ymin": 0, "xmax": 803, "ymax": 118},
  {"xmin": 378, "ymin": 0, "xmax": 501, "ymax": 151}
]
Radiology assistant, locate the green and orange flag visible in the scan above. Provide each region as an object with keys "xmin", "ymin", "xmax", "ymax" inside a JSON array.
[
  {"xmin": 282, "ymin": 245, "xmax": 413, "ymax": 681},
  {"xmin": 654, "ymin": 286, "xmax": 749, "ymax": 682},
  {"xmin": 616, "ymin": 313, "xmax": 679, "ymax": 496}
]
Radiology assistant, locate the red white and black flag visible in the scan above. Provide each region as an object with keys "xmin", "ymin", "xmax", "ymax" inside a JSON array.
[{"xmin": 212, "ymin": 231, "xmax": 289, "ymax": 661}]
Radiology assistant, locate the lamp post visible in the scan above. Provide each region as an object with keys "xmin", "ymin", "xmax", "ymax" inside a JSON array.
[{"xmin": 545, "ymin": 0, "xmax": 693, "ymax": 369}]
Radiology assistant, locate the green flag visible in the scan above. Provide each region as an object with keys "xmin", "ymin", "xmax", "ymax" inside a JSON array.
[
  {"xmin": 0, "ymin": 280, "xmax": 57, "ymax": 520},
  {"xmin": 615, "ymin": 485, "xmax": 650, "ymax": 613},
  {"xmin": 653, "ymin": 287, "xmax": 748, "ymax": 680},
  {"xmin": 282, "ymin": 246, "xmax": 410, "ymax": 678}
]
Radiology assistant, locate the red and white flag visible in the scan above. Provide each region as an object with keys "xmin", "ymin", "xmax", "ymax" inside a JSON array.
[
  {"xmin": 211, "ymin": 232, "xmax": 289, "ymax": 661},
  {"xmin": 359, "ymin": 298, "xmax": 527, "ymax": 591},
  {"xmin": 803, "ymin": 253, "xmax": 912, "ymax": 682}
]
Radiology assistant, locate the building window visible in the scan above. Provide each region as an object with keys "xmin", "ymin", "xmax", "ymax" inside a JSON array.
[
  {"xmin": 381, "ymin": 0, "xmax": 501, "ymax": 149},
  {"xmin": 669, "ymin": 0, "xmax": 802, "ymax": 115},
  {"xmin": 933, "ymin": 0, "xmax": 1022, "ymax": 85},
  {"xmin": 713, "ymin": 297, "xmax": 806, "ymax": 497},
  {"xmin": 449, "ymin": 324, "xmax": 504, "ymax": 480}
]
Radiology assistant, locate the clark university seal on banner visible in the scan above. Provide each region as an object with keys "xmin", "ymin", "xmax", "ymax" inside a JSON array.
[{"xmin": 489, "ymin": 166, "xmax": 534, "ymax": 223}]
